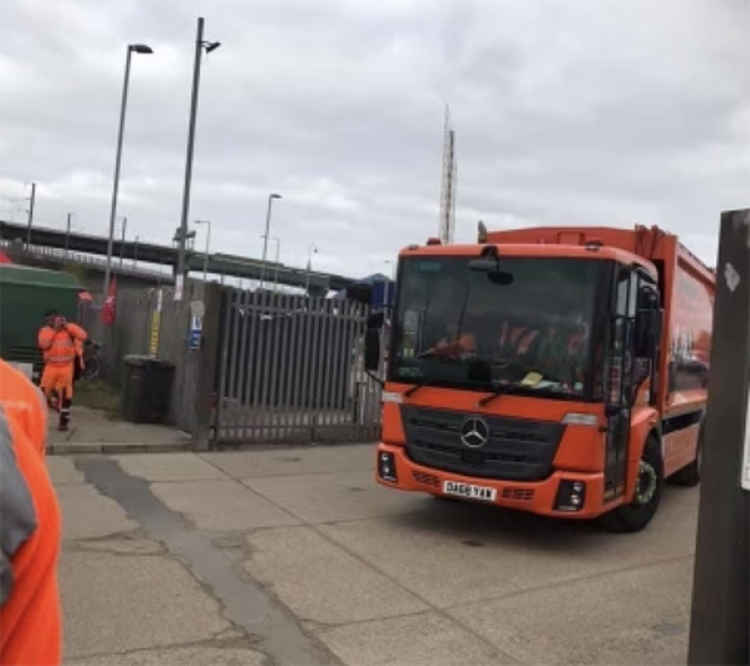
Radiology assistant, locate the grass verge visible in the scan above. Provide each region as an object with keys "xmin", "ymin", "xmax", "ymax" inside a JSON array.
[{"xmin": 74, "ymin": 378, "xmax": 121, "ymax": 419}]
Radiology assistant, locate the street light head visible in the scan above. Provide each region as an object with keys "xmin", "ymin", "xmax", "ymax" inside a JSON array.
[
  {"xmin": 130, "ymin": 43, "xmax": 154, "ymax": 54},
  {"xmin": 204, "ymin": 41, "xmax": 221, "ymax": 53},
  {"xmin": 270, "ymin": 193, "xmax": 282, "ymax": 200}
]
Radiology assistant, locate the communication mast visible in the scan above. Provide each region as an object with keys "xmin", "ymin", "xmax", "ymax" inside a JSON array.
[{"xmin": 438, "ymin": 106, "xmax": 457, "ymax": 244}]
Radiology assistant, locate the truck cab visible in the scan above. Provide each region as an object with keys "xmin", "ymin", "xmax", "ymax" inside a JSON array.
[{"xmin": 370, "ymin": 225, "xmax": 713, "ymax": 531}]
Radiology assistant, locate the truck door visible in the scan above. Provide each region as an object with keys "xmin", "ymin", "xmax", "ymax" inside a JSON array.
[{"xmin": 603, "ymin": 267, "xmax": 638, "ymax": 500}]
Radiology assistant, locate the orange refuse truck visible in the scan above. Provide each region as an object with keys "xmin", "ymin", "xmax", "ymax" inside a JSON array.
[{"xmin": 367, "ymin": 225, "xmax": 714, "ymax": 531}]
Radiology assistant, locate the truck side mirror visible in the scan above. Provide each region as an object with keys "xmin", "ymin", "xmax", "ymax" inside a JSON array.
[
  {"xmin": 364, "ymin": 312, "xmax": 384, "ymax": 372},
  {"xmin": 635, "ymin": 308, "xmax": 662, "ymax": 357}
]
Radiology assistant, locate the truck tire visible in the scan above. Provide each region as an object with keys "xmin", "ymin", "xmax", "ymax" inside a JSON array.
[
  {"xmin": 670, "ymin": 424, "xmax": 703, "ymax": 487},
  {"xmin": 600, "ymin": 436, "xmax": 663, "ymax": 533}
]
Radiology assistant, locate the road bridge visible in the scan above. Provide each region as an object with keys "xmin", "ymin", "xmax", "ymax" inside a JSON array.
[{"xmin": 0, "ymin": 220, "xmax": 355, "ymax": 292}]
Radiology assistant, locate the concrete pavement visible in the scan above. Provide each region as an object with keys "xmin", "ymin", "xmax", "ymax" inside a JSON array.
[
  {"xmin": 47, "ymin": 405, "xmax": 191, "ymax": 454},
  {"xmin": 51, "ymin": 444, "xmax": 699, "ymax": 665}
]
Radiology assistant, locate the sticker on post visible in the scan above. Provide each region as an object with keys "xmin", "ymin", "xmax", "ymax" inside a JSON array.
[
  {"xmin": 188, "ymin": 314, "xmax": 203, "ymax": 350},
  {"xmin": 724, "ymin": 262, "xmax": 740, "ymax": 293},
  {"xmin": 175, "ymin": 274, "xmax": 184, "ymax": 302}
]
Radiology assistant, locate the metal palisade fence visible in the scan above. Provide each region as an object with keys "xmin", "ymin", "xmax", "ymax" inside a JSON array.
[{"xmin": 213, "ymin": 289, "xmax": 382, "ymax": 444}]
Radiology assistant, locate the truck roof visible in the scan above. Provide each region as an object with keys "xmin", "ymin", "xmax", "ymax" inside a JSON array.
[
  {"xmin": 402, "ymin": 224, "xmax": 714, "ymax": 286},
  {"xmin": 486, "ymin": 225, "xmax": 714, "ymax": 283},
  {"xmin": 400, "ymin": 241, "xmax": 657, "ymax": 278}
]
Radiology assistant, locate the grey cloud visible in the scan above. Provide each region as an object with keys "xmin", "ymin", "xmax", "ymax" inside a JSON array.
[{"xmin": 2, "ymin": 0, "xmax": 748, "ymax": 274}]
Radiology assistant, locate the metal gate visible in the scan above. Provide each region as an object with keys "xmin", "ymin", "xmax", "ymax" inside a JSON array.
[{"xmin": 213, "ymin": 289, "xmax": 382, "ymax": 444}]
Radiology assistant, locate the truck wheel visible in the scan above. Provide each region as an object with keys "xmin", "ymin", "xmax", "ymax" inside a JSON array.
[
  {"xmin": 670, "ymin": 425, "xmax": 702, "ymax": 487},
  {"xmin": 600, "ymin": 436, "xmax": 663, "ymax": 533}
]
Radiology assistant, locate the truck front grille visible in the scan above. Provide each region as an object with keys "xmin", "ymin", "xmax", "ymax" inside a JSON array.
[{"xmin": 401, "ymin": 406, "xmax": 564, "ymax": 481}]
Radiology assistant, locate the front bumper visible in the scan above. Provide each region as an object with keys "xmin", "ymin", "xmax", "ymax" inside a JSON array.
[{"xmin": 376, "ymin": 443, "xmax": 607, "ymax": 519}]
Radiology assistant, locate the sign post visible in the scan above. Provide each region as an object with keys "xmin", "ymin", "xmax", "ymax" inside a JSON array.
[{"xmin": 688, "ymin": 209, "xmax": 750, "ymax": 664}]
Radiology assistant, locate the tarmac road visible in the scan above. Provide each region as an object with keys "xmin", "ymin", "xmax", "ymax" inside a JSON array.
[{"xmin": 50, "ymin": 444, "xmax": 698, "ymax": 665}]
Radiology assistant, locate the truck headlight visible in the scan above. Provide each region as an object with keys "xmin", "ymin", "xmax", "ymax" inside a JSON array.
[
  {"xmin": 555, "ymin": 480, "xmax": 586, "ymax": 512},
  {"xmin": 378, "ymin": 451, "xmax": 397, "ymax": 482}
]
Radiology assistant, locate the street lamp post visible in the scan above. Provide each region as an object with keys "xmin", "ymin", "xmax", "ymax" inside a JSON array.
[
  {"xmin": 194, "ymin": 219, "xmax": 212, "ymax": 282},
  {"xmin": 104, "ymin": 42, "xmax": 153, "ymax": 297},
  {"xmin": 65, "ymin": 212, "xmax": 72, "ymax": 259},
  {"xmin": 305, "ymin": 243, "xmax": 318, "ymax": 295},
  {"xmin": 272, "ymin": 237, "xmax": 280, "ymax": 292},
  {"xmin": 25, "ymin": 182, "xmax": 36, "ymax": 248},
  {"xmin": 134, "ymin": 235, "xmax": 139, "ymax": 269},
  {"xmin": 119, "ymin": 216, "xmax": 127, "ymax": 267},
  {"xmin": 175, "ymin": 16, "xmax": 221, "ymax": 301},
  {"xmin": 260, "ymin": 193, "xmax": 282, "ymax": 289}
]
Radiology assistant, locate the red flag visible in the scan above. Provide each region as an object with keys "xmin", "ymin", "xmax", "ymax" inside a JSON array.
[{"xmin": 101, "ymin": 276, "xmax": 117, "ymax": 325}]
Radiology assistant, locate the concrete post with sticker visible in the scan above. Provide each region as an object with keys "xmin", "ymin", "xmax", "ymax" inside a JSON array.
[{"xmin": 688, "ymin": 209, "xmax": 750, "ymax": 664}]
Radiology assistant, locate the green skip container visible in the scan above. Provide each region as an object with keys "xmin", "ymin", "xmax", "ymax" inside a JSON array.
[{"xmin": 0, "ymin": 264, "xmax": 81, "ymax": 378}]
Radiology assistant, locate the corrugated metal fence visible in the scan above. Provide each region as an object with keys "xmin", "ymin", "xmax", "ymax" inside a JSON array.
[{"xmin": 214, "ymin": 289, "xmax": 381, "ymax": 444}]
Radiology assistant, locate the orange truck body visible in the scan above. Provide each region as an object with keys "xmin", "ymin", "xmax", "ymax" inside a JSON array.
[{"xmin": 375, "ymin": 225, "xmax": 714, "ymax": 522}]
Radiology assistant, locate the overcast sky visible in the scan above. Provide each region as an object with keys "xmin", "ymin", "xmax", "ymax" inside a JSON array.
[{"xmin": 2, "ymin": 0, "xmax": 749, "ymax": 277}]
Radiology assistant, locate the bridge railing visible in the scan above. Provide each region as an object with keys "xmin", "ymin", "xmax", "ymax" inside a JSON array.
[{"xmin": 0, "ymin": 240, "xmax": 174, "ymax": 281}]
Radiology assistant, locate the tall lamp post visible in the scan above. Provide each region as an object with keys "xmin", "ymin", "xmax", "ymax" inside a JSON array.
[
  {"xmin": 104, "ymin": 42, "xmax": 153, "ymax": 297},
  {"xmin": 260, "ymin": 193, "xmax": 282, "ymax": 289},
  {"xmin": 305, "ymin": 243, "xmax": 318, "ymax": 295},
  {"xmin": 175, "ymin": 16, "xmax": 221, "ymax": 301},
  {"xmin": 64, "ymin": 212, "xmax": 72, "ymax": 259},
  {"xmin": 194, "ymin": 219, "xmax": 212, "ymax": 282},
  {"xmin": 119, "ymin": 216, "xmax": 127, "ymax": 267},
  {"xmin": 25, "ymin": 182, "xmax": 36, "ymax": 248},
  {"xmin": 272, "ymin": 237, "xmax": 280, "ymax": 292}
]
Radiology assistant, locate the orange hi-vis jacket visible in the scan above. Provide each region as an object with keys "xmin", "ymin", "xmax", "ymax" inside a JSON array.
[
  {"xmin": 38, "ymin": 323, "xmax": 87, "ymax": 367},
  {"xmin": 0, "ymin": 362, "xmax": 48, "ymax": 456},
  {"xmin": 0, "ymin": 359, "xmax": 62, "ymax": 665}
]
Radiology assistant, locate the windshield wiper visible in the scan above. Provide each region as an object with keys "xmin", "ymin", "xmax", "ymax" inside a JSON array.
[
  {"xmin": 404, "ymin": 379, "xmax": 433, "ymax": 397},
  {"xmin": 477, "ymin": 384, "xmax": 506, "ymax": 407}
]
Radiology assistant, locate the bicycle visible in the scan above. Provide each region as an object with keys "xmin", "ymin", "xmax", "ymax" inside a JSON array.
[{"xmin": 81, "ymin": 340, "xmax": 102, "ymax": 381}]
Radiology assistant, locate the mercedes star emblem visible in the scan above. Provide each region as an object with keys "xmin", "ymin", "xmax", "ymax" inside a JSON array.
[{"xmin": 460, "ymin": 416, "xmax": 489, "ymax": 448}]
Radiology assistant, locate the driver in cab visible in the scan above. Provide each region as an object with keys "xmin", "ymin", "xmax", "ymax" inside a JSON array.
[
  {"xmin": 493, "ymin": 316, "xmax": 589, "ymax": 389},
  {"xmin": 423, "ymin": 322, "xmax": 477, "ymax": 359}
]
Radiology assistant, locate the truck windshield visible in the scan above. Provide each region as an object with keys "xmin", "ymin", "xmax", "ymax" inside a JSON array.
[{"xmin": 389, "ymin": 256, "xmax": 609, "ymax": 400}]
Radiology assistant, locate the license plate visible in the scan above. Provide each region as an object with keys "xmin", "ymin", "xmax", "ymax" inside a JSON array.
[{"xmin": 442, "ymin": 480, "xmax": 497, "ymax": 502}]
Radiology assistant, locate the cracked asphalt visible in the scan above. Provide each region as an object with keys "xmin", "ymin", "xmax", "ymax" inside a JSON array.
[{"xmin": 48, "ymin": 445, "xmax": 699, "ymax": 665}]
